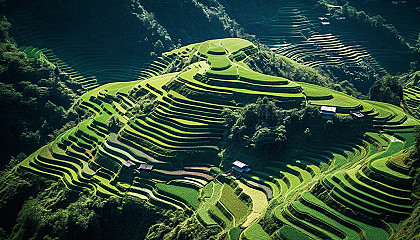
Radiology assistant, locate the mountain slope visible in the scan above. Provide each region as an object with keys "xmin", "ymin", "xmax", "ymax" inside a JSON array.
[{"xmin": 5, "ymin": 38, "xmax": 419, "ymax": 239}]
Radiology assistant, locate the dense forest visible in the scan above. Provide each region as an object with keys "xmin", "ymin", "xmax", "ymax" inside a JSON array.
[{"xmin": 1, "ymin": 0, "xmax": 420, "ymax": 239}]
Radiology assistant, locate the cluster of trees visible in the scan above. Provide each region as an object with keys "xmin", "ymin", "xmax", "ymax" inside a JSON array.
[
  {"xmin": 246, "ymin": 45, "xmax": 367, "ymax": 98},
  {"xmin": 221, "ymin": 95, "xmax": 372, "ymax": 169},
  {"xmin": 247, "ymin": 46, "xmax": 331, "ymax": 88},
  {"xmin": 333, "ymin": 1, "xmax": 420, "ymax": 57},
  {"xmin": 0, "ymin": 169, "xmax": 165, "ymax": 240},
  {"xmin": 222, "ymin": 97, "xmax": 319, "ymax": 158},
  {"xmin": 340, "ymin": 2, "xmax": 408, "ymax": 49},
  {"xmin": 0, "ymin": 12, "xmax": 86, "ymax": 167},
  {"xmin": 369, "ymin": 75, "xmax": 403, "ymax": 105}
]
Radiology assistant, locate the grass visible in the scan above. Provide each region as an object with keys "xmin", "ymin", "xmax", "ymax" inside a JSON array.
[
  {"xmin": 365, "ymin": 132, "xmax": 389, "ymax": 149},
  {"xmin": 201, "ymin": 182, "xmax": 214, "ymax": 198},
  {"xmin": 298, "ymin": 82, "xmax": 333, "ymax": 99},
  {"xmin": 206, "ymin": 65, "xmax": 238, "ymax": 78},
  {"xmin": 155, "ymin": 183, "xmax": 200, "ymax": 209},
  {"xmin": 301, "ymin": 192, "xmax": 389, "ymax": 240},
  {"xmin": 197, "ymin": 182, "xmax": 223, "ymax": 226},
  {"xmin": 235, "ymin": 180, "xmax": 268, "ymax": 227},
  {"xmin": 237, "ymin": 67, "xmax": 289, "ymax": 84},
  {"xmin": 208, "ymin": 55, "xmax": 231, "ymax": 70},
  {"xmin": 330, "ymin": 153, "xmax": 347, "ymax": 169},
  {"xmin": 180, "ymin": 64, "xmax": 305, "ymax": 101},
  {"xmin": 207, "ymin": 41, "xmax": 226, "ymax": 55},
  {"xmin": 345, "ymin": 166, "xmax": 411, "ymax": 204},
  {"xmin": 209, "ymin": 204, "xmax": 233, "ymax": 228},
  {"xmin": 17, "ymin": 37, "xmax": 420, "ymax": 237},
  {"xmin": 241, "ymin": 222, "xmax": 271, "ymax": 240},
  {"xmin": 228, "ymin": 227, "xmax": 242, "ymax": 240},
  {"xmin": 369, "ymin": 140, "xmax": 404, "ymax": 162},
  {"xmin": 395, "ymin": 132, "xmax": 416, "ymax": 148},
  {"xmin": 276, "ymin": 225, "xmax": 312, "ymax": 240},
  {"xmin": 197, "ymin": 41, "xmax": 210, "ymax": 56},
  {"xmin": 219, "ymin": 184, "xmax": 250, "ymax": 224},
  {"xmin": 292, "ymin": 200, "xmax": 359, "ymax": 240},
  {"xmin": 325, "ymin": 172, "xmax": 411, "ymax": 217},
  {"xmin": 220, "ymin": 38, "xmax": 255, "ymax": 54},
  {"xmin": 370, "ymin": 155, "xmax": 411, "ymax": 181},
  {"xmin": 300, "ymin": 82, "xmax": 362, "ymax": 109}
]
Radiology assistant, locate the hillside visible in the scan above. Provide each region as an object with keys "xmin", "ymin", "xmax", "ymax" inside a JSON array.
[
  {"xmin": 1, "ymin": 0, "xmax": 420, "ymax": 239},
  {"xmin": 1, "ymin": 38, "xmax": 419, "ymax": 239},
  {"xmin": 5, "ymin": 0, "xmax": 420, "ymax": 93}
]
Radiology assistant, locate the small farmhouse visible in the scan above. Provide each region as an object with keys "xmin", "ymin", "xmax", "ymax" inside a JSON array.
[
  {"xmin": 231, "ymin": 160, "xmax": 251, "ymax": 177},
  {"xmin": 138, "ymin": 163, "xmax": 154, "ymax": 173},
  {"xmin": 321, "ymin": 106, "xmax": 337, "ymax": 120},
  {"xmin": 123, "ymin": 160, "xmax": 136, "ymax": 168}
]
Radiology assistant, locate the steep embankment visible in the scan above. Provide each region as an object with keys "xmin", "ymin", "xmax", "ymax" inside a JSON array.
[
  {"xmin": 0, "ymin": 11, "xmax": 83, "ymax": 167},
  {"xmin": 5, "ymin": 0, "xmax": 244, "ymax": 86},
  {"xmin": 3, "ymin": 38, "xmax": 418, "ymax": 239},
  {"xmin": 6, "ymin": 0, "xmax": 420, "ymax": 92}
]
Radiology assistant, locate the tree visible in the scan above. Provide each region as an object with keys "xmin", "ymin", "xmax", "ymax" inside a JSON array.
[
  {"xmin": 369, "ymin": 75, "xmax": 403, "ymax": 105},
  {"xmin": 154, "ymin": 40, "xmax": 165, "ymax": 55},
  {"xmin": 107, "ymin": 114, "xmax": 123, "ymax": 133}
]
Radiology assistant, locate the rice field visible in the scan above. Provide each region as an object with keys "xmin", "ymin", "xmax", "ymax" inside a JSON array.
[{"xmin": 17, "ymin": 37, "xmax": 420, "ymax": 238}]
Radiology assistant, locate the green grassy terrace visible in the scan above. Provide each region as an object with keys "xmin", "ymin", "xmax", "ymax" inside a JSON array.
[{"xmin": 17, "ymin": 38, "xmax": 420, "ymax": 239}]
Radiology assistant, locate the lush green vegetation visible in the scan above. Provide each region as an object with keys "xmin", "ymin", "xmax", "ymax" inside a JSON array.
[
  {"xmin": 241, "ymin": 222, "xmax": 271, "ymax": 240},
  {"xmin": 228, "ymin": 227, "xmax": 241, "ymax": 240},
  {"xmin": 2, "ymin": 0, "xmax": 420, "ymax": 238},
  {"xmin": 156, "ymin": 183, "xmax": 200, "ymax": 210},
  {"xmin": 0, "ymin": 13, "xmax": 83, "ymax": 168},
  {"xmin": 369, "ymin": 75, "xmax": 403, "ymax": 106},
  {"xmin": 219, "ymin": 184, "xmax": 249, "ymax": 224},
  {"xmin": 3, "ymin": 36, "xmax": 416, "ymax": 240}
]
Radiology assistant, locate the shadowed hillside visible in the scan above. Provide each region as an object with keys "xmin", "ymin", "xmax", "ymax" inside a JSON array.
[
  {"xmin": 1, "ymin": 37, "xmax": 419, "ymax": 239},
  {"xmin": 1, "ymin": 0, "xmax": 420, "ymax": 239}
]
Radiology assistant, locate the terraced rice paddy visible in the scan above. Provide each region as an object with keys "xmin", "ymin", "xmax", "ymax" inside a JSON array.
[
  {"xmin": 243, "ymin": 0, "xmax": 384, "ymax": 73},
  {"xmin": 403, "ymin": 86, "xmax": 420, "ymax": 119},
  {"xmin": 347, "ymin": 0, "xmax": 420, "ymax": 46},
  {"xmin": 18, "ymin": 38, "xmax": 420, "ymax": 239},
  {"xmin": 242, "ymin": 0, "xmax": 419, "ymax": 75},
  {"xmin": 9, "ymin": 10, "xmax": 167, "ymax": 89}
]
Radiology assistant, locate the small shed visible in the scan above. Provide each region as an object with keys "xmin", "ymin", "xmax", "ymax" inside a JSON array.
[
  {"xmin": 321, "ymin": 106, "xmax": 337, "ymax": 119},
  {"xmin": 138, "ymin": 163, "xmax": 154, "ymax": 172},
  {"xmin": 232, "ymin": 160, "xmax": 251, "ymax": 176},
  {"xmin": 123, "ymin": 160, "xmax": 136, "ymax": 168}
]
